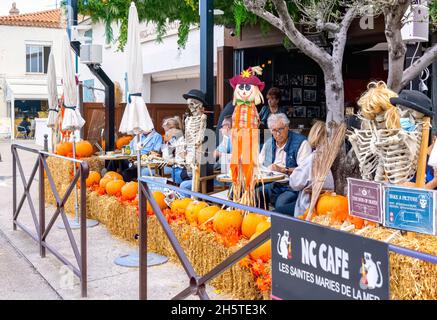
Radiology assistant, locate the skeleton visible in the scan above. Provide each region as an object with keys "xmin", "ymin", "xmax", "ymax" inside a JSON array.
[
  {"xmin": 184, "ymin": 98, "xmax": 207, "ymax": 169},
  {"xmin": 348, "ymin": 109, "xmax": 423, "ymax": 184}
]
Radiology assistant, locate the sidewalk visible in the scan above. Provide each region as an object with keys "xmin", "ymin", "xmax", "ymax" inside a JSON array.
[{"xmin": 0, "ymin": 140, "xmax": 230, "ymax": 300}]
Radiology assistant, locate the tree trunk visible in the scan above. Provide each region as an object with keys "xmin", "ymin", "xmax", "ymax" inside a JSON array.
[{"xmin": 324, "ymin": 71, "xmax": 345, "ymax": 123}]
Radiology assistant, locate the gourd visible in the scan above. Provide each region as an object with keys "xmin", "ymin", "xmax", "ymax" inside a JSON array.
[{"xmin": 213, "ymin": 210, "xmax": 243, "ymax": 235}]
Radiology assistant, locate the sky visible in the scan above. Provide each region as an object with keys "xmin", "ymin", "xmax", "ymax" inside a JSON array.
[{"xmin": 0, "ymin": 0, "xmax": 60, "ymax": 16}]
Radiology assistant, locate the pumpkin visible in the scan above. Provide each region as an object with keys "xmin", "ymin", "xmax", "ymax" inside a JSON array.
[
  {"xmin": 185, "ymin": 201, "xmax": 209, "ymax": 225},
  {"xmin": 213, "ymin": 210, "xmax": 243, "ymax": 235},
  {"xmin": 249, "ymin": 231, "xmax": 271, "ymax": 262},
  {"xmin": 241, "ymin": 213, "xmax": 267, "ymax": 239},
  {"xmin": 116, "ymin": 135, "xmax": 134, "ymax": 150},
  {"xmin": 55, "ymin": 142, "xmax": 73, "ymax": 156},
  {"xmin": 198, "ymin": 205, "xmax": 220, "ymax": 225},
  {"xmin": 255, "ymin": 220, "xmax": 271, "ymax": 234},
  {"xmin": 316, "ymin": 192, "xmax": 348, "ymax": 220},
  {"xmin": 170, "ymin": 198, "xmax": 193, "ymax": 214},
  {"xmin": 99, "ymin": 177, "xmax": 112, "ymax": 189},
  {"xmin": 86, "ymin": 171, "xmax": 101, "ymax": 187},
  {"xmin": 75, "ymin": 140, "xmax": 94, "ymax": 158},
  {"xmin": 104, "ymin": 171, "xmax": 123, "ymax": 181},
  {"xmin": 146, "ymin": 191, "xmax": 167, "ymax": 215},
  {"xmin": 121, "ymin": 181, "xmax": 138, "ymax": 200},
  {"xmin": 105, "ymin": 180, "xmax": 126, "ymax": 196}
]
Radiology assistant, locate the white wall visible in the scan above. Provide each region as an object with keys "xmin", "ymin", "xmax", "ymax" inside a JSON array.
[{"xmin": 151, "ymin": 78, "xmax": 200, "ymax": 103}]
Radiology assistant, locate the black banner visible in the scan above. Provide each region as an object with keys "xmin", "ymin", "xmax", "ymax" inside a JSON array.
[{"xmin": 271, "ymin": 216, "xmax": 389, "ymax": 300}]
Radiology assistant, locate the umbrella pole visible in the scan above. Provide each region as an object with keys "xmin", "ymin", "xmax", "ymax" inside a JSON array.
[
  {"xmin": 73, "ymin": 132, "xmax": 79, "ymax": 224},
  {"xmin": 137, "ymin": 134, "xmax": 141, "ymax": 181}
]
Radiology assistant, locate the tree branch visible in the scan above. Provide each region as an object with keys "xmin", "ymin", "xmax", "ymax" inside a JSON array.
[
  {"xmin": 316, "ymin": 20, "xmax": 340, "ymax": 33},
  {"xmin": 400, "ymin": 44, "xmax": 437, "ymax": 90},
  {"xmin": 332, "ymin": 6, "xmax": 358, "ymax": 64},
  {"xmin": 243, "ymin": 0, "xmax": 284, "ymax": 32}
]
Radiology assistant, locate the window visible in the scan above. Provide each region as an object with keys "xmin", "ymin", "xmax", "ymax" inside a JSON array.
[{"xmin": 26, "ymin": 45, "xmax": 51, "ymax": 73}]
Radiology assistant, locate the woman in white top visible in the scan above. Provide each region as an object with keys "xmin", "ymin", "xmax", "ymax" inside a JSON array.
[{"xmin": 289, "ymin": 121, "xmax": 335, "ymax": 217}]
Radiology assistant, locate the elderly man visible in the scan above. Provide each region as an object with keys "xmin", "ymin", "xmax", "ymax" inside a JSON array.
[{"xmin": 258, "ymin": 113, "xmax": 312, "ymax": 215}]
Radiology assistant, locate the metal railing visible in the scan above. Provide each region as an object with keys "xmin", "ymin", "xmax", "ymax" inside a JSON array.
[
  {"xmin": 11, "ymin": 143, "xmax": 89, "ymax": 297},
  {"xmin": 139, "ymin": 177, "xmax": 437, "ymax": 300}
]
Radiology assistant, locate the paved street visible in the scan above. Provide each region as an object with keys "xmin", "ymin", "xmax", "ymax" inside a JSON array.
[{"xmin": 0, "ymin": 140, "xmax": 229, "ymax": 300}]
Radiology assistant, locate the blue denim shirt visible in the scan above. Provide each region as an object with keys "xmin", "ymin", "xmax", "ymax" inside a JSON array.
[{"xmin": 129, "ymin": 130, "xmax": 163, "ymax": 155}]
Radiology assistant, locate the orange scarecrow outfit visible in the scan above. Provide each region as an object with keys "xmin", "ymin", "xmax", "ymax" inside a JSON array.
[{"xmin": 229, "ymin": 67, "xmax": 265, "ymax": 205}]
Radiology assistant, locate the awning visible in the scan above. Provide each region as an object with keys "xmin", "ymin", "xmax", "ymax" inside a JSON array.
[{"xmin": 5, "ymin": 78, "xmax": 62, "ymax": 100}]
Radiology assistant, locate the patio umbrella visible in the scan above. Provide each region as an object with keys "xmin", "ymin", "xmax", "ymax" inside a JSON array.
[
  {"xmin": 115, "ymin": 2, "xmax": 167, "ymax": 268},
  {"xmin": 46, "ymin": 51, "xmax": 59, "ymax": 151},
  {"xmin": 58, "ymin": 33, "xmax": 97, "ymax": 229}
]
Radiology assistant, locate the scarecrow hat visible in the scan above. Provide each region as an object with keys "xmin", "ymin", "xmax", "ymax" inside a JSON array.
[
  {"xmin": 183, "ymin": 89, "xmax": 208, "ymax": 106},
  {"xmin": 229, "ymin": 66, "xmax": 265, "ymax": 92},
  {"xmin": 390, "ymin": 90, "xmax": 434, "ymax": 118}
]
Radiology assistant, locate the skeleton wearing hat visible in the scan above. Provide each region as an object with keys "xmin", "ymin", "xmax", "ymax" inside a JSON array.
[
  {"xmin": 229, "ymin": 66, "xmax": 264, "ymax": 205},
  {"xmin": 348, "ymin": 82, "xmax": 432, "ymax": 185}
]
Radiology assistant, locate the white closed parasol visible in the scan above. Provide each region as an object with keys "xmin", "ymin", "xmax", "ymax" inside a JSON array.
[
  {"xmin": 58, "ymin": 33, "xmax": 98, "ymax": 230},
  {"xmin": 46, "ymin": 51, "xmax": 60, "ymax": 151},
  {"xmin": 114, "ymin": 2, "xmax": 167, "ymax": 269},
  {"xmin": 119, "ymin": 2, "xmax": 153, "ymax": 135}
]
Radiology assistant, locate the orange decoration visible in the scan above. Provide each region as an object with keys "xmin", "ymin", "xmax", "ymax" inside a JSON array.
[
  {"xmin": 105, "ymin": 180, "xmax": 126, "ymax": 196},
  {"xmin": 55, "ymin": 142, "xmax": 73, "ymax": 156},
  {"xmin": 104, "ymin": 171, "xmax": 123, "ymax": 181},
  {"xmin": 170, "ymin": 198, "xmax": 193, "ymax": 214},
  {"xmin": 185, "ymin": 201, "xmax": 208, "ymax": 225},
  {"xmin": 255, "ymin": 220, "xmax": 271, "ymax": 234},
  {"xmin": 213, "ymin": 210, "xmax": 243, "ymax": 236},
  {"xmin": 347, "ymin": 215, "xmax": 365, "ymax": 229},
  {"xmin": 116, "ymin": 135, "xmax": 134, "ymax": 150},
  {"xmin": 86, "ymin": 171, "xmax": 101, "ymax": 188},
  {"xmin": 249, "ymin": 231, "xmax": 271, "ymax": 262},
  {"xmin": 316, "ymin": 192, "xmax": 348, "ymax": 222},
  {"xmin": 146, "ymin": 191, "xmax": 167, "ymax": 215},
  {"xmin": 197, "ymin": 205, "xmax": 220, "ymax": 225},
  {"xmin": 75, "ymin": 140, "xmax": 94, "ymax": 158},
  {"xmin": 241, "ymin": 213, "xmax": 267, "ymax": 239},
  {"xmin": 121, "ymin": 181, "xmax": 138, "ymax": 200},
  {"xmin": 99, "ymin": 177, "xmax": 113, "ymax": 189}
]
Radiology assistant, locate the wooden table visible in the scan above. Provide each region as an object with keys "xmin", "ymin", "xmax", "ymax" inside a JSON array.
[{"xmin": 216, "ymin": 172, "xmax": 286, "ymax": 184}]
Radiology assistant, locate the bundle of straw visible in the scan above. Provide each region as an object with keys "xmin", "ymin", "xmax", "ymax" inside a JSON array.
[{"xmin": 306, "ymin": 122, "xmax": 347, "ymax": 221}]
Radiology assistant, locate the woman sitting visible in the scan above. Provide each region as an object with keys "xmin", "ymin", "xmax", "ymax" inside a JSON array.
[{"xmin": 289, "ymin": 121, "xmax": 335, "ymax": 217}]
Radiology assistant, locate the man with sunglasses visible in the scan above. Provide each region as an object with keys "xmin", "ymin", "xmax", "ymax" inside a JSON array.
[{"xmin": 258, "ymin": 113, "xmax": 312, "ymax": 215}]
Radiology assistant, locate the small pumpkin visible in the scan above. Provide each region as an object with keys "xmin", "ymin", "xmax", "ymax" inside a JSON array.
[
  {"xmin": 116, "ymin": 135, "xmax": 134, "ymax": 150},
  {"xmin": 75, "ymin": 140, "xmax": 94, "ymax": 158},
  {"xmin": 170, "ymin": 198, "xmax": 193, "ymax": 214},
  {"xmin": 99, "ymin": 177, "xmax": 112, "ymax": 189},
  {"xmin": 146, "ymin": 191, "xmax": 167, "ymax": 215},
  {"xmin": 121, "ymin": 181, "xmax": 138, "ymax": 200},
  {"xmin": 316, "ymin": 192, "xmax": 348, "ymax": 220},
  {"xmin": 185, "ymin": 201, "xmax": 209, "ymax": 225},
  {"xmin": 213, "ymin": 210, "xmax": 243, "ymax": 235},
  {"xmin": 104, "ymin": 171, "xmax": 123, "ymax": 181},
  {"xmin": 105, "ymin": 180, "xmax": 126, "ymax": 196},
  {"xmin": 86, "ymin": 171, "xmax": 101, "ymax": 187},
  {"xmin": 249, "ymin": 231, "xmax": 271, "ymax": 262},
  {"xmin": 55, "ymin": 142, "xmax": 73, "ymax": 156},
  {"xmin": 198, "ymin": 205, "xmax": 220, "ymax": 225},
  {"xmin": 255, "ymin": 220, "xmax": 271, "ymax": 234},
  {"xmin": 241, "ymin": 213, "xmax": 267, "ymax": 239}
]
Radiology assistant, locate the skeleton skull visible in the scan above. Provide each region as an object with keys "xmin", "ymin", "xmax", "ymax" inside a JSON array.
[{"xmin": 187, "ymin": 98, "xmax": 204, "ymax": 116}]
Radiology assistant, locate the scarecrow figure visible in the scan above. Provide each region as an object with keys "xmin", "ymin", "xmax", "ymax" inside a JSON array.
[{"xmin": 229, "ymin": 66, "xmax": 264, "ymax": 205}]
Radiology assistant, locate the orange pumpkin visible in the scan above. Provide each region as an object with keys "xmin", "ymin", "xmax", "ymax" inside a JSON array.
[
  {"xmin": 316, "ymin": 193, "xmax": 348, "ymax": 219},
  {"xmin": 170, "ymin": 198, "xmax": 193, "ymax": 214},
  {"xmin": 116, "ymin": 135, "xmax": 134, "ymax": 150},
  {"xmin": 75, "ymin": 140, "xmax": 94, "ymax": 158},
  {"xmin": 86, "ymin": 171, "xmax": 101, "ymax": 187},
  {"xmin": 99, "ymin": 177, "xmax": 112, "ymax": 189},
  {"xmin": 198, "ymin": 205, "xmax": 220, "ymax": 225},
  {"xmin": 105, "ymin": 180, "xmax": 126, "ymax": 196},
  {"xmin": 146, "ymin": 191, "xmax": 167, "ymax": 215},
  {"xmin": 121, "ymin": 181, "xmax": 138, "ymax": 200},
  {"xmin": 55, "ymin": 142, "xmax": 73, "ymax": 156},
  {"xmin": 249, "ymin": 231, "xmax": 271, "ymax": 261},
  {"xmin": 255, "ymin": 220, "xmax": 271, "ymax": 234},
  {"xmin": 241, "ymin": 213, "xmax": 267, "ymax": 239},
  {"xmin": 213, "ymin": 210, "xmax": 243, "ymax": 235},
  {"xmin": 185, "ymin": 201, "xmax": 208, "ymax": 225},
  {"xmin": 104, "ymin": 171, "xmax": 123, "ymax": 181}
]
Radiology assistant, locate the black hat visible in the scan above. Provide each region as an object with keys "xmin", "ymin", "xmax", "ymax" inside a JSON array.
[
  {"xmin": 183, "ymin": 89, "xmax": 207, "ymax": 106},
  {"xmin": 390, "ymin": 90, "xmax": 434, "ymax": 118}
]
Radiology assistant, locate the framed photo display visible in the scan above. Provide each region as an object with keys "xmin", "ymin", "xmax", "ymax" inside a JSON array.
[
  {"xmin": 293, "ymin": 106, "xmax": 306, "ymax": 118},
  {"xmin": 292, "ymin": 88, "xmax": 303, "ymax": 104},
  {"xmin": 304, "ymin": 75, "xmax": 317, "ymax": 86},
  {"xmin": 290, "ymin": 74, "xmax": 303, "ymax": 86},
  {"xmin": 303, "ymin": 89, "xmax": 317, "ymax": 102},
  {"xmin": 307, "ymin": 106, "xmax": 320, "ymax": 118}
]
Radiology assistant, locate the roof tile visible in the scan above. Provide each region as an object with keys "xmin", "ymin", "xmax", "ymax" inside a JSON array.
[{"xmin": 0, "ymin": 9, "xmax": 62, "ymax": 29}]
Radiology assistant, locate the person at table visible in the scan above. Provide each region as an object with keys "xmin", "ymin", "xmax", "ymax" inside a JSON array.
[
  {"xmin": 158, "ymin": 117, "xmax": 184, "ymax": 177},
  {"xmin": 258, "ymin": 113, "xmax": 312, "ymax": 215},
  {"xmin": 106, "ymin": 128, "xmax": 163, "ymax": 182},
  {"xmin": 18, "ymin": 117, "xmax": 31, "ymax": 137},
  {"xmin": 289, "ymin": 121, "xmax": 334, "ymax": 217},
  {"xmin": 258, "ymin": 87, "xmax": 287, "ymax": 130},
  {"xmin": 214, "ymin": 115, "xmax": 232, "ymax": 173}
]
